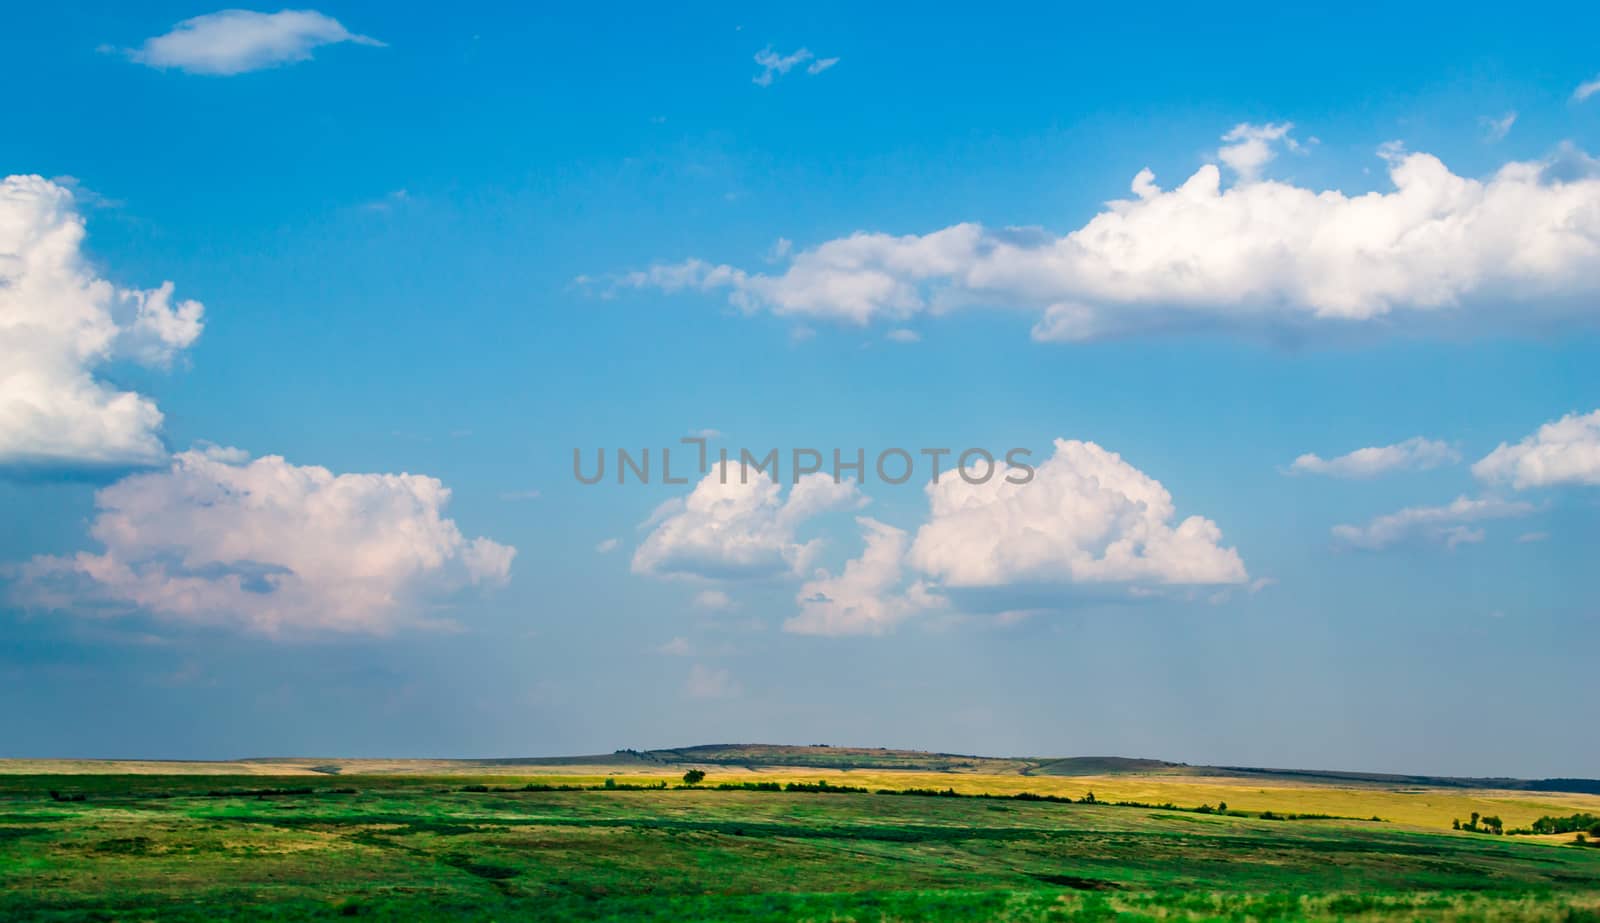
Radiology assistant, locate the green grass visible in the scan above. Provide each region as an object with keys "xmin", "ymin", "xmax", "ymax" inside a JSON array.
[{"xmin": 1, "ymin": 775, "xmax": 1598, "ymax": 921}]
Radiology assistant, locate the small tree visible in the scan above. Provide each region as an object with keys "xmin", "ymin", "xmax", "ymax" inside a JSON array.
[{"xmin": 682, "ymin": 769, "xmax": 706, "ymax": 786}]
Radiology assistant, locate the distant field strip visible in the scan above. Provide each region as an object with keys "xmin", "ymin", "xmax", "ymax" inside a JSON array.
[{"xmin": 5, "ymin": 762, "xmax": 1598, "ymax": 832}]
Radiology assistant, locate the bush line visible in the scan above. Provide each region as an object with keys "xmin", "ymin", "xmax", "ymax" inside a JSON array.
[{"xmin": 454, "ymin": 778, "xmax": 1378, "ymax": 822}]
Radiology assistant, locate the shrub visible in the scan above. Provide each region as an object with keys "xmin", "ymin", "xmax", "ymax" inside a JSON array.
[
  {"xmin": 682, "ymin": 770, "xmax": 706, "ymax": 786},
  {"xmin": 1528, "ymin": 812, "xmax": 1600, "ymax": 835},
  {"xmin": 716, "ymin": 781, "xmax": 781, "ymax": 792},
  {"xmin": 784, "ymin": 780, "xmax": 867, "ymax": 794},
  {"xmin": 1011, "ymin": 792, "xmax": 1074, "ymax": 804}
]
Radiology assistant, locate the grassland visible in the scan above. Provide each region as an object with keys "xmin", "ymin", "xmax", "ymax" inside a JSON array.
[
  {"xmin": 3, "ymin": 753, "xmax": 1600, "ymax": 922},
  {"xmin": 9, "ymin": 744, "xmax": 1595, "ymax": 832}
]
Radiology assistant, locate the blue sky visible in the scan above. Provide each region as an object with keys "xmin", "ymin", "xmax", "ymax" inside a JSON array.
[{"xmin": 2, "ymin": 2, "xmax": 1597, "ymax": 776}]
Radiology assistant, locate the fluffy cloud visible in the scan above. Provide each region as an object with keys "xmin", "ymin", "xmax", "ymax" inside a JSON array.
[
  {"xmin": 1331, "ymin": 495, "xmax": 1536, "ymax": 550},
  {"xmin": 1217, "ymin": 122, "xmax": 1303, "ymax": 181},
  {"xmin": 1, "ymin": 175, "xmax": 203, "ymax": 470},
  {"xmin": 752, "ymin": 47, "xmax": 838, "ymax": 86},
  {"xmin": 1575, "ymin": 76, "xmax": 1600, "ymax": 103},
  {"xmin": 908, "ymin": 439, "xmax": 1248, "ymax": 588},
  {"xmin": 657, "ymin": 637, "xmax": 693, "ymax": 656},
  {"xmin": 785, "ymin": 518, "xmax": 945, "ymax": 636},
  {"xmin": 685, "ymin": 663, "xmax": 738, "ymax": 699},
  {"xmin": 1472, "ymin": 410, "xmax": 1600, "ymax": 488},
  {"xmin": 618, "ymin": 130, "xmax": 1600, "ymax": 341},
  {"xmin": 1290, "ymin": 437, "xmax": 1459, "ymax": 478},
  {"xmin": 629, "ymin": 440, "xmax": 1246, "ymax": 636},
  {"xmin": 692, "ymin": 589, "xmax": 734, "ymax": 611},
  {"xmin": 632, "ymin": 470, "xmax": 862, "ymax": 580},
  {"xmin": 12, "ymin": 446, "xmax": 514, "ymax": 636},
  {"xmin": 126, "ymin": 9, "xmax": 383, "ymax": 76}
]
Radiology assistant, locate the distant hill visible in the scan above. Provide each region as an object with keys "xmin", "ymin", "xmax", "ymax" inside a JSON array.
[
  {"xmin": 4, "ymin": 744, "xmax": 1595, "ymax": 795},
  {"xmin": 618, "ymin": 745, "xmax": 1600, "ymax": 795},
  {"xmin": 634, "ymin": 744, "xmax": 1035, "ymax": 774},
  {"xmin": 1207, "ymin": 765, "xmax": 1600, "ymax": 795},
  {"xmin": 1028, "ymin": 756, "xmax": 1196, "ymax": 776}
]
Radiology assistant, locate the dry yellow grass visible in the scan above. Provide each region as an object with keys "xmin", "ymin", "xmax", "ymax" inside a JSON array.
[
  {"xmin": 0, "ymin": 758, "xmax": 635, "ymax": 776},
  {"xmin": 0, "ymin": 759, "xmax": 296, "ymax": 775},
  {"xmin": 675, "ymin": 768, "xmax": 1600, "ymax": 831},
  {"xmin": 5, "ymin": 757, "xmax": 1595, "ymax": 833}
]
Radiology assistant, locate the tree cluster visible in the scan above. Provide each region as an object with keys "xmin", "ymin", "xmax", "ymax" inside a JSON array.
[{"xmin": 1452, "ymin": 811, "xmax": 1503, "ymax": 834}]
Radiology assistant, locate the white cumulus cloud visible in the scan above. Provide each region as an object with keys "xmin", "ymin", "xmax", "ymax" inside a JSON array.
[
  {"xmin": 126, "ymin": 9, "xmax": 383, "ymax": 76},
  {"xmin": 1217, "ymin": 122, "xmax": 1302, "ymax": 181},
  {"xmin": 632, "ymin": 470, "xmax": 862, "ymax": 580},
  {"xmin": 908, "ymin": 439, "xmax": 1248, "ymax": 588},
  {"xmin": 12, "ymin": 446, "xmax": 514, "ymax": 636},
  {"xmin": 785, "ymin": 517, "xmax": 945, "ymax": 636},
  {"xmin": 1331, "ymin": 495, "xmax": 1536, "ymax": 550},
  {"xmin": 1, "ymin": 175, "xmax": 203, "ymax": 470},
  {"xmin": 1472, "ymin": 409, "xmax": 1600, "ymax": 489},
  {"xmin": 616, "ymin": 132, "xmax": 1600, "ymax": 342},
  {"xmin": 1290, "ymin": 437, "xmax": 1460, "ymax": 478},
  {"xmin": 624, "ymin": 440, "xmax": 1246, "ymax": 636}
]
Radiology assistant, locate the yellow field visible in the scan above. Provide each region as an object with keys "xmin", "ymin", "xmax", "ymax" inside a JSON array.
[
  {"xmin": 577, "ymin": 769, "xmax": 1600, "ymax": 832},
  {"xmin": 6, "ymin": 758, "xmax": 1594, "ymax": 834},
  {"xmin": 0, "ymin": 758, "xmax": 641, "ymax": 776}
]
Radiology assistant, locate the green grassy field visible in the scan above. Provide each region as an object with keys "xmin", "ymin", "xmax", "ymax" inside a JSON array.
[{"xmin": 2, "ymin": 770, "xmax": 1599, "ymax": 922}]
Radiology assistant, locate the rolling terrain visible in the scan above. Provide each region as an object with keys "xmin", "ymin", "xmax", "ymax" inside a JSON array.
[
  {"xmin": 5, "ymin": 745, "xmax": 1594, "ymax": 831},
  {"xmin": 4, "ymin": 746, "xmax": 1598, "ymax": 920},
  {"xmin": 1, "ymin": 770, "xmax": 1598, "ymax": 921}
]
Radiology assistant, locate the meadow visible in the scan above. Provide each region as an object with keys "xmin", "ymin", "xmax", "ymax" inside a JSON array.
[{"xmin": 3, "ymin": 749, "xmax": 1599, "ymax": 921}]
